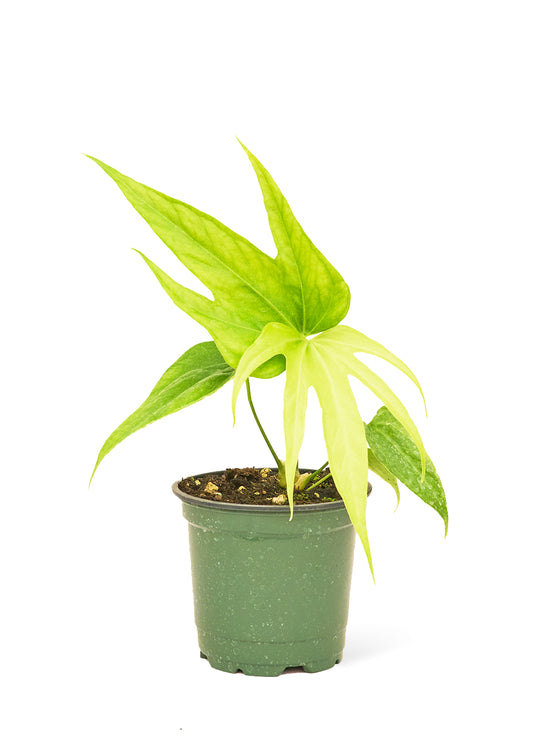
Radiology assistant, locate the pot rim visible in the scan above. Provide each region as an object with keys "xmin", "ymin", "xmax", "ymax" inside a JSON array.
[{"xmin": 173, "ymin": 469, "xmax": 372, "ymax": 514}]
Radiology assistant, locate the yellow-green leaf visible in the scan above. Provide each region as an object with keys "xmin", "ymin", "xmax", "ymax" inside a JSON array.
[
  {"xmin": 239, "ymin": 141, "xmax": 350, "ymax": 335},
  {"xmin": 232, "ymin": 322, "xmax": 431, "ymax": 579},
  {"xmin": 91, "ymin": 342, "xmax": 233, "ymax": 482},
  {"xmin": 282, "ymin": 340, "xmax": 310, "ymax": 516},
  {"xmin": 306, "ymin": 347, "xmax": 374, "ymax": 579},
  {"xmin": 314, "ymin": 326, "xmax": 427, "ymax": 478},
  {"xmin": 315, "ymin": 325, "xmax": 427, "ymax": 414},
  {"xmin": 87, "ymin": 148, "xmax": 349, "ymax": 376}
]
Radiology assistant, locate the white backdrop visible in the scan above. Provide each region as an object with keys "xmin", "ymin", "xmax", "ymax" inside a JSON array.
[{"xmin": 1, "ymin": 1, "xmax": 532, "ymax": 744}]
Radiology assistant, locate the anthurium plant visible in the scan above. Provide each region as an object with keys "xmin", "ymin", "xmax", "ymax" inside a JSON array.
[{"xmin": 89, "ymin": 143, "xmax": 447, "ymax": 578}]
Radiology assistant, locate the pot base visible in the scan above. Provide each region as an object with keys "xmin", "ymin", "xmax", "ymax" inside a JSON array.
[
  {"xmin": 199, "ymin": 650, "xmax": 342, "ymax": 676},
  {"xmin": 197, "ymin": 630, "xmax": 345, "ymax": 676}
]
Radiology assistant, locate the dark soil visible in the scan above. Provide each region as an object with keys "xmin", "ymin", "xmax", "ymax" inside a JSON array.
[{"xmin": 178, "ymin": 466, "xmax": 343, "ymax": 506}]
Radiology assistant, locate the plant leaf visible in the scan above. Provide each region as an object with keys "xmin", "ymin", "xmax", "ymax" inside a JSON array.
[
  {"xmin": 239, "ymin": 141, "xmax": 351, "ymax": 335},
  {"xmin": 368, "ymin": 448, "xmax": 401, "ymax": 509},
  {"xmin": 307, "ymin": 348, "xmax": 374, "ymax": 579},
  {"xmin": 365, "ymin": 407, "xmax": 448, "ymax": 535},
  {"xmin": 87, "ymin": 149, "xmax": 349, "ymax": 376},
  {"xmin": 335, "ymin": 351, "xmax": 426, "ymax": 477},
  {"xmin": 231, "ymin": 323, "xmax": 310, "ymax": 518},
  {"xmin": 90, "ymin": 342, "xmax": 234, "ymax": 482},
  {"xmin": 233, "ymin": 323, "xmax": 376, "ymax": 577},
  {"xmin": 231, "ymin": 323, "xmax": 305, "ymax": 419},
  {"xmin": 282, "ymin": 341, "xmax": 310, "ymax": 517},
  {"xmin": 314, "ymin": 325, "xmax": 427, "ymax": 478},
  {"xmin": 232, "ymin": 322, "xmax": 432, "ymax": 579},
  {"xmin": 135, "ymin": 250, "xmax": 284, "ymax": 379},
  {"xmin": 232, "ymin": 323, "xmax": 309, "ymax": 518},
  {"xmin": 314, "ymin": 325, "xmax": 427, "ymax": 414}
]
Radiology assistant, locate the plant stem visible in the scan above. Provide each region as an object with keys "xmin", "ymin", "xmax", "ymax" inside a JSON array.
[
  {"xmin": 305, "ymin": 471, "xmax": 333, "ymax": 491},
  {"xmin": 307, "ymin": 461, "xmax": 329, "ymax": 483},
  {"xmin": 245, "ymin": 379, "xmax": 283, "ymax": 473}
]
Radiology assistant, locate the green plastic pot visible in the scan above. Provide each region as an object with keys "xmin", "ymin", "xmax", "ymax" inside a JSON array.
[{"xmin": 173, "ymin": 471, "xmax": 370, "ymax": 676}]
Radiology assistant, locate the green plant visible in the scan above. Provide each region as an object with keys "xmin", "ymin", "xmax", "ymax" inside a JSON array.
[{"xmin": 88, "ymin": 143, "xmax": 447, "ymax": 578}]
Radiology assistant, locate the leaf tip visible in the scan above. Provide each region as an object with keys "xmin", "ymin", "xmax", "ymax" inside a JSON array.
[
  {"xmin": 132, "ymin": 248, "xmax": 152, "ymax": 267},
  {"xmin": 84, "ymin": 153, "xmax": 104, "ymax": 168},
  {"xmin": 287, "ymin": 484, "xmax": 295, "ymax": 521},
  {"xmin": 88, "ymin": 461, "xmax": 98, "ymax": 488},
  {"xmin": 360, "ymin": 536, "xmax": 375, "ymax": 583},
  {"xmin": 392, "ymin": 481, "xmax": 401, "ymax": 511},
  {"xmin": 231, "ymin": 390, "xmax": 238, "ymax": 427}
]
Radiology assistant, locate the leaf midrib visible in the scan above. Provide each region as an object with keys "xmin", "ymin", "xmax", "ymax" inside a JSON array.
[
  {"xmin": 145, "ymin": 370, "xmax": 234, "ymax": 418},
  {"xmin": 154, "ymin": 365, "xmax": 233, "ymax": 399}
]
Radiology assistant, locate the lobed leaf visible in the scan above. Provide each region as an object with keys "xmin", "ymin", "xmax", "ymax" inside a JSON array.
[
  {"xmin": 239, "ymin": 141, "xmax": 351, "ymax": 334},
  {"xmin": 339, "ymin": 352, "xmax": 426, "ymax": 477},
  {"xmin": 233, "ymin": 323, "xmax": 375, "ymax": 576},
  {"xmin": 87, "ymin": 148, "xmax": 349, "ymax": 376},
  {"xmin": 314, "ymin": 326, "xmax": 427, "ymax": 478},
  {"xmin": 135, "ymin": 250, "xmax": 284, "ymax": 379},
  {"xmin": 315, "ymin": 325, "xmax": 427, "ymax": 414},
  {"xmin": 90, "ymin": 342, "xmax": 234, "ymax": 482},
  {"xmin": 365, "ymin": 407, "xmax": 448, "ymax": 535},
  {"xmin": 232, "ymin": 322, "xmax": 432, "ymax": 579}
]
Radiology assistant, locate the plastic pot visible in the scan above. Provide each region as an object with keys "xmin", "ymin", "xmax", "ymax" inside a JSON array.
[{"xmin": 173, "ymin": 471, "xmax": 369, "ymax": 677}]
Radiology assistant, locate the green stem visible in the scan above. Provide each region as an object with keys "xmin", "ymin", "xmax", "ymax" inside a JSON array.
[
  {"xmin": 305, "ymin": 471, "xmax": 332, "ymax": 491},
  {"xmin": 307, "ymin": 461, "xmax": 329, "ymax": 483},
  {"xmin": 246, "ymin": 379, "xmax": 283, "ymax": 473}
]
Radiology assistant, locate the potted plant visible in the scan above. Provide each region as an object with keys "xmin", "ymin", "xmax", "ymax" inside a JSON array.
[{"xmin": 88, "ymin": 143, "xmax": 447, "ymax": 676}]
